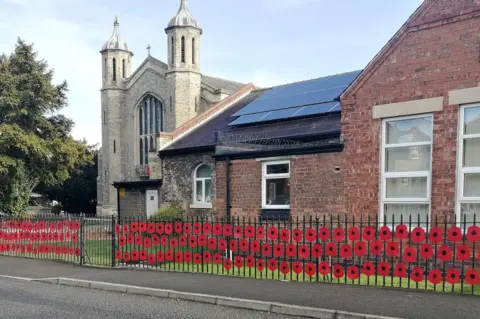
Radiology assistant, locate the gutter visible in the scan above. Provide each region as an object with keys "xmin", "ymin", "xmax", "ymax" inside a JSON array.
[{"xmin": 158, "ymin": 145, "xmax": 215, "ymax": 158}]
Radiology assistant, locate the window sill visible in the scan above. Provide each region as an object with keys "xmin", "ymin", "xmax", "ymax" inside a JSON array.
[
  {"xmin": 190, "ymin": 203, "xmax": 212, "ymax": 209},
  {"xmin": 262, "ymin": 206, "xmax": 290, "ymax": 210}
]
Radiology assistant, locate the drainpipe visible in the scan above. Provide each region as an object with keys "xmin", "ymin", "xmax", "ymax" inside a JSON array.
[
  {"xmin": 225, "ymin": 157, "xmax": 231, "ymax": 219},
  {"xmin": 116, "ymin": 186, "xmax": 121, "ymax": 221}
]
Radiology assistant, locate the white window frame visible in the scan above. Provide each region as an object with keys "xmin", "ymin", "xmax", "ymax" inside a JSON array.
[
  {"xmin": 456, "ymin": 103, "xmax": 480, "ymax": 222},
  {"xmin": 191, "ymin": 164, "xmax": 212, "ymax": 209},
  {"xmin": 380, "ymin": 114, "xmax": 434, "ymax": 225},
  {"xmin": 262, "ymin": 160, "xmax": 291, "ymax": 209}
]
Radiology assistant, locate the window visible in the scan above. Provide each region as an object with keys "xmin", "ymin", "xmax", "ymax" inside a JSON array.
[
  {"xmin": 170, "ymin": 96, "xmax": 173, "ymax": 112},
  {"xmin": 457, "ymin": 104, "xmax": 480, "ymax": 224},
  {"xmin": 104, "ymin": 58, "xmax": 106, "ymax": 79},
  {"xmin": 194, "ymin": 164, "xmax": 212, "ymax": 205},
  {"xmin": 112, "ymin": 58, "xmax": 116, "ymax": 82},
  {"xmin": 381, "ymin": 115, "xmax": 433, "ymax": 226},
  {"xmin": 103, "ymin": 111, "xmax": 106, "ymax": 124},
  {"xmin": 262, "ymin": 161, "xmax": 290, "ymax": 209},
  {"xmin": 122, "ymin": 59, "xmax": 125, "ymax": 78},
  {"xmin": 181, "ymin": 36, "xmax": 185, "ymax": 63},
  {"xmin": 192, "ymin": 38, "xmax": 195, "ymax": 64},
  {"xmin": 171, "ymin": 37, "xmax": 175, "ymax": 65},
  {"xmin": 138, "ymin": 95, "xmax": 163, "ymax": 164},
  {"xmin": 113, "ymin": 140, "xmax": 116, "ymax": 153}
]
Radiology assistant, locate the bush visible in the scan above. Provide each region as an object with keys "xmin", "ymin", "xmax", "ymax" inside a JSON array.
[{"xmin": 150, "ymin": 203, "xmax": 184, "ymax": 222}]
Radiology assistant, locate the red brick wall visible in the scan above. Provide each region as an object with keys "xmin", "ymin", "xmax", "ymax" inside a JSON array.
[
  {"xmin": 215, "ymin": 153, "xmax": 344, "ymax": 218},
  {"xmin": 341, "ymin": 1, "xmax": 480, "ymax": 219}
]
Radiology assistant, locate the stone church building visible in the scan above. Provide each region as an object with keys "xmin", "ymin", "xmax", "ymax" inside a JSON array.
[{"xmin": 96, "ymin": 0, "xmax": 246, "ymax": 216}]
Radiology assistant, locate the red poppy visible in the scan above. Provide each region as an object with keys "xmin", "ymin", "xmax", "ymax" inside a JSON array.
[
  {"xmin": 234, "ymin": 256, "xmax": 243, "ymax": 268},
  {"xmin": 352, "ymin": 241, "xmax": 366, "ymax": 257},
  {"xmin": 166, "ymin": 250, "xmax": 173, "ymax": 261},
  {"xmin": 280, "ymin": 262, "xmax": 290, "ymax": 275},
  {"xmin": 224, "ymin": 224, "xmax": 233, "ymax": 237},
  {"xmin": 262, "ymin": 243, "xmax": 272, "ymax": 256},
  {"xmin": 68, "ymin": 246, "xmax": 74, "ymax": 255},
  {"xmin": 250, "ymin": 240, "xmax": 260, "ymax": 253},
  {"xmin": 71, "ymin": 233, "xmax": 78, "ymax": 243},
  {"xmin": 245, "ymin": 255, "xmax": 255, "ymax": 268},
  {"xmin": 448, "ymin": 226, "xmax": 462, "ymax": 243},
  {"xmin": 347, "ymin": 266, "xmax": 360, "ymax": 280},
  {"xmin": 295, "ymin": 245, "xmax": 308, "ymax": 259},
  {"xmin": 377, "ymin": 226, "xmax": 391, "ymax": 241},
  {"xmin": 213, "ymin": 253, "xmax": 222, "ymax": 265},
  {"xmin": 115, "ymin": 224, "xmax": 121, "ymax": 234},
  {"xmin": 234, "ymin": 226, "xmax": 243, "ymax": 238},
  {"xmin": 175, "ymin": 252, "xmax": 183, "ymax": 263},
  {"xmin": 293, "ymin": 229, "xmax": 303, "ymax": 242},
  {"xmin": 194, "ymin": 253, "xmax": 202, "ymax": 265},
  {"xmin": 183, "ymin": 251, "xmax": 193, "ymax": 263},
  {"xmin": 318, "ymin": 227, "xmax": 330, "ymax": 241},
  {"xmin": 305, "ymin": 228, "xmax": 316, "ymax": 242},
  {"xmin": 147, "ymin": 222, "xmax": 155, "ymax": 234},
  {"xmin": 56, "ymin": 245, "xmax": 62, "ymax": 255},
  {"xmin": 174, "ymin": 222, "xmax": 182, "ymax": 234},
  {"xmin": 333, "ymin": 228, "xmax": 345, "ymax": 242},
  {"xmin": 131, "ymin": 250, "xmax": 139, "ymax": 261},
  {"xmin": 176, "ymin": 235, "xmax": 185, "ymax": 247},
  {"xmin": 183, "ymin": 223, "xmax": 191, "ymax": 234},
  {"xmin": 123, "ymin": 251, "xmax": 130, "ymax": 262},
  {"xmin": 385, "ymin": 242, "xmax": 399, "ymax": 257},
  {"xmin": 119, "ymin": 236, "xmax": 126, "ymax": 247},
  {"xmin": 138, "ymin": 249, "xmax": 147, "ymax": 261},
  {"xmin": 170, "ymin": 238, "xmax": 178, "ymax": 249},
  {"xmin": 156, "ymin": 223, "xmax": 164, "ymax": 234},
  {"xmin": 437, "ymin": 245, "xmax": 452, "ymax": 262},
  {"xmin": 466, "ymin": 226, "xmax": 480, "ymax": 243},
  {"xmin": 238, "ymin": 239, "xmax": 248, "ymax": 251},
  {"xmin": 224, "ymin": 258, "xmax": 232, "ymax": 270},
  {"xmin": 410, "ymin": 267, "xmax": 424, "ymax": 282},
  {"xmin": 362, "ymin": 262, "xmax": 375, "ymax": 276},
  {"xmin": 340, "ymin": 244, "xmax": 352, "ymax": 259},
  {"xmin": 268, "ymin": 227, "xmax": 278, "ymax": 240},
  {"xmin": 465, "ymin": 269, "xmax": 480, "ymax": 285},
  {"xmin": 428, "ymin": 227, "xmax": 443, "ymax": 243},
  {"xmin": 456, "ymin": 244, "xmax": 471, "ymax": 261},
  {"xmin": 286, "ymin": 244, "xmax": 297, "ymax": 257},
  {"xmin": 392, "ymin": 263, "xmax": 406, "ymax": 278},
  {"xmin": 203, "ymin": 223, "xmax": 212, "ymax": 235},
  {"xmin": 370, "ymin": 240, "xmax": 383, "ymax": 256},
  {"xmin": 290, "ymin": 261, "xmax": 301, "ymax": 275},
  {"xmin": 245, "ymin": 225, "xmax": 254, "ymax": 238},
  {"xmin": 215, "ymin": 239, "xmax": 225, "ymax": 251},
  {"xmin": 144, "ymin": 237, "xmax": 152, "ymax": 249},
  {"xmin": 193, "ymin": 223, "xmax": 202, "ymax": 235},
  {"xmin": 446, "ymin": 268, "xmax": 460, "ymax": 284},
  {"xmin": 256, "ymin": 226, "xmax": 265, "ymax": 238},
  {"xmin": 138, "ymin": 222, "xmax": 146, "ymax": 233},
  {"xmin": 420, "ymin": 244, "xmax": 434, "ymax": 259},
  {"xmin": 198, "ymin": 235, "xmax": 207, "ymax": 247},
  {"xmin": 165, "ymin": 223, "xmax": 173, "ymax": 235},
  {"xmin": 395, "ymin": 224, "xmax": 408, "ymax": 239},
  {"xmin": 312, "ymin": 244, "xmax": 323, "ymax": 258},
  {"xmin": 333, "ymin": 264, "xmax": 344, "ymax": 278},
  {"xmin": 411, "ymin": 227, "xmax": 426, "ymax": 243},
  {"xmin": 207, "ymin": 238, "xmax": 217, "ymax": 250},
  {"xmin": 229, "ymin": 240, "xmax": 238, "ymax": 252},
  {"xmin": 213, "ymin": 224, "xmax": 222, "ymax": 236},
  {"xmin": 360, "ymin": 226, "xmax": 374, "ymax": 241},
  {"xmin": 146, "ymin": 253, "xmax": 155, "ymax": 265},
  {"xmin": 134, "ymin": 234, "xmax": 142, "ymax": 246},
  {"xmin": 347, "ymin": 227, "xmax": 360, "ymax": 241},
  {"xmin": 378, "ymin": 262, "xmax": 390, "ymax": 276},
  {"xmin": 256, "ymin": 259, "xmax": 265, "ymax": 271},
  {"xmin": 161, "ymin": 235, "xmax": 168, "ymax": 246},
  {"xmin": 318, "ymin": 261, "xmax": 330, "ymax": 275},
  {"xmin": 402, "ymin": 247, "xmax": 417, "ymax": 263},
  {"xmin": 280, "ymin": 229, "xmax": 290, "ymax": 242},
  {"xmin": 202, "ymin": 251, "xmax": 212, "ymax": 263},
  {"xmin": 188, "ymin": 236, "xmax": 197, "ymax": 248},
  {"xmin": 326, "ymin": 243, "xmax": 337, "ymax": 256},
  {"xmin": 268, "ymin": 259, "xmax": 277, "ymax": 271},
  {"xmin": 427, "ymin": 269, "xmax": 442, "ymax": 285},
  {"xmin": 274, "ymin": 244, "xmax": 285, "ymax": 257}
]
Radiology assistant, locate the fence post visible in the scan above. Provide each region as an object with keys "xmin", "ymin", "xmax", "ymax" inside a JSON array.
[
  {"xmin": 79, "ymin": 215, "xmax": 85, "ymax": 266},
  {"xmin": 111, "ymin": 215, "xmax": 116, "ymax": 268}
]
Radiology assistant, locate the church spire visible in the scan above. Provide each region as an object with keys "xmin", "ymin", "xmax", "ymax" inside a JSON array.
[
  {"xmin": 101, "ymin": 16, "xmax": 129, "ymax": 52},
  {"xmin": 166, "ymin": 0, "xmax": 201, "ymax": 31}
]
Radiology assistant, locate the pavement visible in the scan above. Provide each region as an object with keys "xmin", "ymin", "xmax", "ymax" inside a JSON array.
[
  {"xmin": 1, "ymin": 256, "xmax": 479, "ymax": 319},
  {"xmin": 0, "ymin": 277, "xmax": 295, "ymax": 319}
]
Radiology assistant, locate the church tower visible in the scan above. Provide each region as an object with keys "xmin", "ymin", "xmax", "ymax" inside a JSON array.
[
  {"xmin": 165, "ymin": 0, "xmax": 202, "ymax": 130},
  {"xmin": 98, "ymin": 16, "xmax": 133, "ymax": 216}
]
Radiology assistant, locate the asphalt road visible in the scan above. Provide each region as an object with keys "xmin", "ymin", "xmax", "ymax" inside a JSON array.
[{"xmin": 0, "ymin": 278, "xmax": 300, "ymax": 319}]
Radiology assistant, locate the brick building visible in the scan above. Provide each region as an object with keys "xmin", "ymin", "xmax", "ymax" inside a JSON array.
[{"xmin": 341, "ymin": 0, "xmax": 480, "ymax": 223}]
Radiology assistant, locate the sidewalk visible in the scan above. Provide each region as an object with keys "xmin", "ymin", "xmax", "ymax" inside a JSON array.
[{"xmin": 1, "ymin": 256, "xmax": 479, "ymax": 319}]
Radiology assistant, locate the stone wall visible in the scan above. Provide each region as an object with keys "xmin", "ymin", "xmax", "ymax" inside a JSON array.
[{"xmin": 118, "ymin": 186, "xmax": 161, "ymax": 220}]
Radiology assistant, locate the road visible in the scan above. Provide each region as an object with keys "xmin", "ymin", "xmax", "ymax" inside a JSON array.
[{"xmin": 0, "ymin": 278, "xmax": 300, "ymax": 319}]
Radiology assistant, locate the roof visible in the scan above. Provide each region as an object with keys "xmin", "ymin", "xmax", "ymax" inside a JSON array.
[
  {"xmin": 101, "ymin": 17, "xmax": 130, "ymax": 52},
  {"xmin": 166, "ymin": 0, "xmax": 201, "ymax": 31},
  {"xmin": 113, "ymin": 179, "xmax": 162, "ymax": 189},
  {"xmin": 160, "ymin": 89, "xmax": 268, "ymax": 153},
  {"xmin": 202, "ymin": 75, "xmax": 247, "ymax": 95}
]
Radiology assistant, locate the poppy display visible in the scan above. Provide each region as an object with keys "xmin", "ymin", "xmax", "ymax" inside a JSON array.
[
  {"xmin": 170, "ymin": 238, "xmax": 179, "ymax": 249},
  {"xmin": 245, "ymin": 255, "xmax": 255, "ymax": 268},
  {"xmin": 179, "ymin": 235, "xmax": 187, "ymax": 247},
  {"xmin": 135, "ymin": 235, "xmax": 143, "ymax": 246},
  {"xmin": 194, "ymin": 253, "xmax": 202, "ymax": 265},
  {"xmin": 403, "ymin": 247, "xmax": 417, "ymax": 263},
  {"xmin": 410, "ymin": 227, "xmax": 425, "ymax": 243},
  {"xmin": 286, "ymin": 244, "xmax": 297, "ymax": 257},
  {"xmin": 161, "ymin": 235, "xmax": 168, "ymax": 246},
  {"xmin": 347, "ymin": 266, "xmax": 360, "ymax": 280},
  {"xmin": 208, "ymin": 238, "xmax": 217, "ymax": 250},
  {"xmin": 370, "ymin": 240, "xmax": 383, "ymax": 256},
  {"xmin": 234, "ymin": 226, "xmax": 243, "ymax": 238},
  {"xmin": 312, "ymin": 244, "xmax": 323, "ymax": 258},
  {"xmin": 318, "ymin": 262, "xmax": 330, "ymax": 275},
  {"xmin": 115, "ymin": 224, "xmax": 121, "ymax": 234},
  {"xmin": 268, "ymin": 227, "xmax": 278, "ymax": 240},
  {"xmin": 143, "ymin": 237, "xmax": 152, "ymax": 249},
  {"xmin": 234, "ymin": 256, "xmax": 243, "ymax": 268},
  {"xmin": 274, "ymin": 244, "xmax": 284, "ymax": 257},
  {"xmin": 213, "ymin": 224, "xmax": 222, "ymax": 236},
  {"xmin": 298, "ymin": 245, "xmax": 310, "ymax": 259},
  {"xmin": 165, "ymin": 223, "xmax": 173, "ymax": 235},
  {"xmin": 377, "ymin": 261, "xmax": 390, "ymax": 276},
  {"xmin": 410, "ymin": 267, "xmax": 424, "ymax": 282},
  {"xmin": 280, "ymin": 262, "xmax": 290, "ymax": 275},
  {"xmin": 427, "ymin": 269, "xmax": 442, "ymax": 285},
  {"xmin": 447, "ymin": 226, "xmax": 462, "ymax": 243},
  {"xmin": 363, "ymin": 226, "xmax": 376, "ymax": 241},
  {"xmin": 229, "ymin": 240, "xmax": 238, "ymax": 252},
  {"xmin": 224, "ymin": 258, "xmax": 232, "ymax": 270},
  {"xmin": 394, "ymin": 263, "xmax": 407, "ymax": 278},
  {"xmin": 326, "ymin": 243, "xmax": 337, "ymax": 257},
  {"xmin": 293, "ymin": 261, "xmax": 303, "ymax": 275},
  {"xmin": 456, "ymin": 244, "xmax": 471, "ymax": 261},
  {"xmin": 156, "ymin": 223, "xmax": 164, "ymax": 234},
  {"xmin": 147, "ymin": 222, "xmax": 155, "ymax": 234},
  {"xmin": 218, "ymin": 238, "xmax": 227, "ymax": 251},
  {"xmin": 256, "ymin": 226, "xmax": 265, "ymax": 238},
  {"xmin": 138, "ymin": 222, "xmax": 147, "ymax": 233},
  {"xmin": 437, "ymin": 245, "xmax": 453, "ymax": 262},
  {"xmin": 379, "ymin": 226, "xmax": 392, "ymax": 241},
  {"xmin": 250, "ymin": 240, "xmax": 260, "ymax": 253},
  {"xmin": 183, "ymin": 223, "xmax": 191, "ymax": 234},
  {"xmin": 333, "ymin": 264, "xmax": 344, "ymax": 278},
  {"xmin": 318, "ymin": 227, "xmax": 330, "ymax": 241},
  {"xmin": 223, "ymin": 224, "xmax": 233, "ymax": 237},
  {"xmin": 119, "ymin": 236, "xmax": 126, "ymax": 247},
  {"xmin": 333, "ymin": 228, "xmax": 345, "ymax": 242},
  {"xmin": 198, "ymin": 235, "xmax": 207, "ymax": 247},
  {"xmin": 166, "ymin": 250, "xmax": 173, "ymax": 261},
  {"xmin": 445, "ymin": 268, "xmax": 460, "ymax": 284},
  {"xmin": 123, "ymin": 251, "xmax": 130, "ymax": 262},
  {"xmin": 256, "ymin": 259, "xmax": 265, "ymax": 271},
  {"xmin": 174, "ymin": 222, "xmax": 183, "ymax": 234},
  {"xmin": 428, "ymin": 227, "xmax": 443, "ymax": 243},
  {"xmin": 420, "ymin": 244, "xmax": 433, "ymax": 259},
  {"xmin": 175, "ymin": 252, "xmax": 183, "ymax": 263},
  {"xmin": 280, "ymin": 229, "xmax": 290, "ymax": 242},
  {"xmin": 348, "ymin": 226, "xmax": 360, "ymax": 241},
  {"xmin": 306, "ymin": 228, "xmax": 317, "ymax": 242},
  {"xmin": 147, "ymin": 253, "xmax": 156, "ymax": 265},
  {"xmin": 244, "ymin": 225, "xmax": 254, "ymax": 238},
  {"xmin": 188, "ymin": 236, "xmax": 197, "ymax": 248},
  {"xmin": 465, "ymin": 269, "xmax": 480, "ymax": 285},
  {"xmin": 386, "ymin": 242, "xmax": 399, "ymax": 257},
  {"xmin": 262, "ymin": 243, "xmax": 272, "ymax": 256},
  {"xmin": 203, "ymin": 223, "xmax": 212, "ymax": 235},
  {"xmin": 194, "ymin": 223, "xmax": 202, "ymax": 235},
  {"xmin": 213, "ymin": 253, "xmax": 222, "ymax": 265},
  {"xmin": 203, "ymin": 251, "xmax": 212, "ymax": 263},
  {"xmin": 340, "ymin": 244, "xmax": 352, "ymax": 259},
  {"xmin": 268, "ymin": 259, "xmax": 278, "ymax": 271},
  {"xmin": 362, "ymin": 262, "xmax": 375, "ymax": 276},
  {"xmin": 184, "ymin": 251, "xmax": 193, "ymax": 263},
  {"xmin": 293, "ymin": 229, "xmax": 303, "ymax": 242},
  {"xmin": 130, "ymin": 222, "xmax": 139, "ymax": 233},
  {"xmin": 395, "ymin": 224, "xmax": 408, "ymax": 240},
  {"xmin": 131, "ymin": 250, "xmax": 139, "ymax": 261},
  {"xmin": 466, "ymin": 226, "xmax": 480, "ymax": 243}
]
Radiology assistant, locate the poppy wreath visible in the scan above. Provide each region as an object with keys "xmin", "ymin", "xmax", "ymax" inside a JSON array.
[
  {"xmin": 268, "ymin": 259, "xmax": 278, "ymax": 271},
  {"xmin": 445, "ymin": 268, "xmax": 461, "ymax": 284},
  {"xmin": 245, "ymin": 255, "xmax": 255, "ymax": 268},
  {"xmin": 208, "ymin": 238, "xmax": 217, "ymax": 250},
  {"xmin": 224, "ymin": 258, "xmax": 233, "ymax": 270},
  {"xmin": 213, "ymin": 253, "xmax": 222, "ymax": 265},
  {"xmin": 268, "ymin": 227, "xmax": 278, "ymax": 240},
  {"xmin": 395, "ymin": 225, "xmax": 408, "ymax": 240},
  {"xmin": 262, "ymin": 243, "xmax": 272, "ymax": 256},
  {"xmin": 156, "ymin": 223, "xmax": 164, "ymax": 234},
  {"xmin": 244, "ymin": 225, "xmax": 255, "ymax": 238},
  {"xmin": 147, "ymin": 222, "xmax": 155, "ymax": 234},
  {"xmin": 213, "ymin": 223, "xmax": 222, "ymax": 236},
  {"xmin": 340, "ymin": 244, "xmax": 352, "ymax": 259},
  {"xmin": 293, "ymin": 229, "xmax": 303, "ymax": 242},
  {"xmin": 312, "ymin": 244, "xmax": 323, "ymax": 258},
  {"xmin": 333, "ymin": 228, "xmax": 345, "ymax": 242},
  {"xmin": 223, "ymin": 224, "xmax": 233, "ymax": 237},
  {"xmin": 280, "ymin": 261, "xmax": 290, "ymax": 275},
  {"xmin": 378, "ymin": 226, "xmax": 392, "ymax": 241},
  {"xmin": 465, "ymin": 269, "xmax": 480, "ymax": 285},
  {"xmin": 234, "ymin": 256, "xmax": 243, "ymax": 268},
  {"xmin": 394, "ymin": 263, "xmax": 407, "ymax": 278},
  {"xmin": 377, "ymin": 261, "xmax": 390, "ymax": 277},
  {"xmin": 318, "ymin": 262, "xmax": 330, "ymax": 275},
  {"xmin": 333, "ymin": 264, "xmax": 344, "ymax": 278},
  {"xmin": 174, "ymin": 222, "xmax": 183, "ymax": 234},
  {"xmin": 362, "ymin": 262, "xmax": 375, "ymax": 276},
  {"xmin": 386, "ymin": 242, "xmax": 399, "ymax": 257},
  {"xmin": 410, "ymin": 227, "xmax": 426, "ymax": 243},
  {"xmin": 403, "ymin": 247, "xmax": 417, "ymax": 263},
  {"xmin": 165, "ymin": 223, "xmax": 173, "ymax": 235},
  {"xmin": 347, "ymin": 266, "xmax": 360, "ymax": 280},
  {"xmin": 410, "ymin": 267, "xmax": 424, "ymax": 282},
  {"xmin": 467, "ymin": 226, "xmax": 480, "ymax": 243},
  {"xmin": 202, "ymin": 223, "xmax": 212, "ymax": 235},
  {"xmin": 427, "ymin": 269, "xmax": 443, "ymax": 285},
  {"xmin": 299, "ymin": 245, "xmax": 310, "ymax": 259},
  {"xmin": 326, "ymin": 243, "xmax": 337, "ymax": 257},
  {"xmin": 194, "ymin": 223, "xmax": 202, "ymax": 235},
  {"xmin": 306, "ymin": 228, "xmax": 316, "ymax": 242},
  {"xmin": 274, "ymin": 244, "xmax": 285, "ymax": 257},
  {"xmin": 256, "ymin": 259, "xmax": 265, "ymax": 271},
  {"xmin": 370, "ymin": 240, "xmax": 383, "ymax": 256},
  {"xmin": 183, "ymin": 223, "xmax": 191, "ymax": 235},
  {"xmin": 234, "ymin": 226, "xmax": 243, "ymax": 238},
  {"xmin": 456, "ymin": 244, "xmax": 471, "ymax": 261},
  {"xmin": 318, "ymin": 227, "xmax": 330, "ymax": 241},
  {"xmin": 194, "ymin": 253, "xmax": 202, "ymax": 265},
  {"xmin": 280, "ymin": 229, "xmax": 290, "ymax": 242},
  {"xmin": 293, "ymin": 261, "xmax": 303, "ymax": 275},
  {"xmin": 286, "ymin": 244, "xmax": 297, "ymax": 257},
  {"xmin": 420, "ymin": 244, "xmax": 434, "ymax": 259},
  {"xmin": 256, "ymin": 226, "xmax": 265, "ymax": 239},
  {"xmin": 437, "ymin": 245, "xmax": 453, "ymax": 262}
]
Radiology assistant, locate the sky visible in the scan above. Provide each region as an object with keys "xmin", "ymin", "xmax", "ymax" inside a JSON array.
[{"xmin": 0, "ymin": 0, "xmax": 424, "ymax": 146}]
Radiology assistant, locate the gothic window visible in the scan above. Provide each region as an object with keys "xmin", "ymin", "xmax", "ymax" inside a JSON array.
[
  {"xmin": 192, "ymin": 38, "xmax": 195, "ymax": 64},
  {"xmin": 171, "ymin": 37, "xmax": 175, "ymax": 65},
  {"xmin": 181, "ymin": 36, "xmax": 185, "ymax": 63},
  {"xmin": 112, "ymin": 58, "xmax": 116, "ymax": 81},
  {"xmin": 122, "ymin": 59, "xmax": 125, "ymax": 78},
  {"xmin": 170, "ymin": 96, "xmax": 173, "ymax": 112},
  {"xmin": 114, "ymin": 140, "xmax": 116, "ymax": 153},
  {"xmin": 103, "ymin": 111, "xmax": 106, "ymax": 124},
  {"xmin": 138, "ymin": 95, "xmax": 163, "ymax": 164}
]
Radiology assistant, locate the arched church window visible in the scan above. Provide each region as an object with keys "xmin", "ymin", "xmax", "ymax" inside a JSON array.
[
  {"xmin": 155, "ymin": 100, "xmax": 161, "ymax": 132},
  {"xmin": 122, "ymin": 59, "xmax": 125, "ymax": 78},
  {"xmin": 139, "ymin": 138, "xmax": 144, "ymax": 165},
  {"xmin": 149, "ymin": 97, "xmax": 154, "ymax": 133},
  {"xmin": 150, "ymin": 136, "xmax": 154, "ymax": 152},
  {"xmin": 171, "ymin": 37, "xmax": 175, "ymax": 65},
  {"xmin": 112, "ymin": 58, "xmax": 116, "ymax": 82},
  {"xmin": 144, "ymin": 136, "xmax": 149, "ymax": 165},
  {"xmin": 138, "ymin": 95, "xmax": 163, "ymax": 165},
  {"xmin": 192, "ymin": 38, "xmax": 195, "ymax": 64},
  {"xmin": 139, "ymin": 108, "xmax": 143, "ymax": 135},
  {"xmin": 181, "ymin": 36, "xmax": 185, "ymax": 63},
  {"xmin": 144, "ymin": 100, "xmax": 148, "ymax": 134}
]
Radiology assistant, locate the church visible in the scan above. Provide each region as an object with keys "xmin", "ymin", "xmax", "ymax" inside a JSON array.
[{"xmin": 96, "ymin": 0, "xmax": 247, "ymax": 216}]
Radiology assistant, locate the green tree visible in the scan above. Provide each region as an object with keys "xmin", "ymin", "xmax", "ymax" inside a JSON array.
[{"xmin": 0, "ymin": 38, "xmax": 92, "ymax": 216}]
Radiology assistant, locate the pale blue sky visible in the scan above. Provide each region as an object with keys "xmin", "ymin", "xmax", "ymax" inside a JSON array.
[{"xmin": 0, "ymin": 0, "xmax": 423, "ymax": 146}]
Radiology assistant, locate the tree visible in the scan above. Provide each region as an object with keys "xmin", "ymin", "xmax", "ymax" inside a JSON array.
[{"xmin": 0, "ymin": 38, "xmax": 92, "ymax": 216}]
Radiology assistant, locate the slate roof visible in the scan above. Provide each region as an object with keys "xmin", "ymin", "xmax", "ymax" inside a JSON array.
[{"xmin": 202, "ymin": 75, "xmax": 247, "ymax": 95}]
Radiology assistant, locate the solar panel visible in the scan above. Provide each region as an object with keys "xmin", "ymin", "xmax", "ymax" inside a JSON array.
[
  {"xmin": 293, "ymin": 102, "xmax": 340, "ymax": 118},
  {"xmin": 228, "ymin": 113, "xmax": 268, "ymax": 126},
  {"xmin": 261, "ymin": 108, "xmax": 300, "ymax": 121}
]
